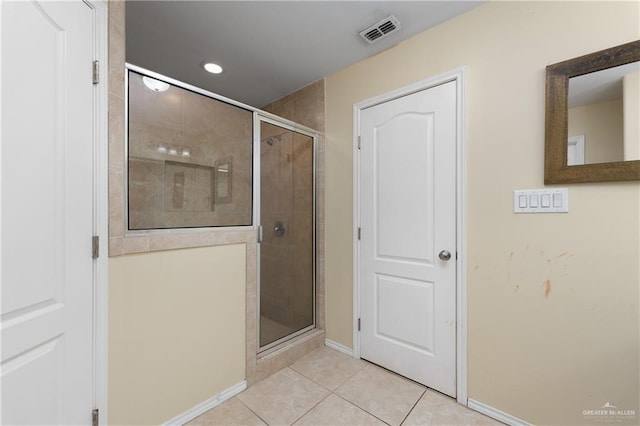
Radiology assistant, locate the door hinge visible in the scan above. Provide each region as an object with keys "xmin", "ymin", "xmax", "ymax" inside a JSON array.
[
  {"xmin": 257, "ymin": 226, "xmax": 263, "ymax": 244},
  {"xmin": 357, "ymin": 227, "xmax": 361, "ymax": 240},
  {"xmin": 357, "ymin": 136, "xmax": 361, "ymax": 150},
  {"xmin": 92, "ymin": 236, "xmax": 99, "ymax": 259},
  {"xmin": 92, "ymin": 60, "xmax": 99, "ymax": 84},
  {"xmin": 358, "ymin": 318, "xmax": 361, "ymax": 331},
  {"xmin": 92, "ymin": 409, "xmax": 99, "ymax": 426}
]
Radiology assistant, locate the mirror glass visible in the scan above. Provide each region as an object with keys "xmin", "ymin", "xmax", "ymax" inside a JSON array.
[
  {"xmin": 567, "ymin": 61, "xmax": 640, "ymax": 165},
  {"xmin": 215, "ymin": 157, "xmax": 233, "ymax": 204}
]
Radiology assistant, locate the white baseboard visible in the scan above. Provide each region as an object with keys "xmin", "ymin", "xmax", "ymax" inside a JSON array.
[
  {"xmin": 163, "ymin": 381, "xmax": 247, "ymax": 426},
  {"xmin": 468, "ymin": 399, "xmax": 532, "ymax": 426},
  {"xmin": 325, "ymin": 339, "xmax": 354, "ymax": 357}
]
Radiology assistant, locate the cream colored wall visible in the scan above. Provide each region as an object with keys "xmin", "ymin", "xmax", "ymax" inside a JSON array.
[
  {"xmin": 108, "ymin": 245, "xmax": 246, "ymax": 425},
  {"xmin": 107, "ymin": 4, "xmax": 328, "ymax": 422},
  {"xmin": 569, "ymin": 98, "xmax": 624, "ymax": 164},
  {"xmin": 108, "ymin": 6, "xmax": 247, "ymax": 424},
  {"xmin": 325, "ymin": 2, "xmax": 639, "ymax": 425},
  {"xmin": 624, "ymin": 71, "xmax": 640, "ymax": 160}
]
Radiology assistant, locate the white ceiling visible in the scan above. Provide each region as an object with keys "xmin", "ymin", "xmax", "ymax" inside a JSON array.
[{"xmin": 126, "ymin": 1, "xmax": 483, "ymax": 107}]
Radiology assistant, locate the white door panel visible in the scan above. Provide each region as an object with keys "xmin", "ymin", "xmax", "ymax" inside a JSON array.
[
  {"xmin": 1, "ymin": 1, "xmax": 95, "ymax": 424},
  {"xmin": 360, "ymin": 81, "xmax": 457, "ymax": 396},
  {"xmin": 375, "ymin": 274, "xmax": 435, "ymax": 354},
  {"xmin": 375, "ymin": 112, "xmax": 434, "ymax": 263}
]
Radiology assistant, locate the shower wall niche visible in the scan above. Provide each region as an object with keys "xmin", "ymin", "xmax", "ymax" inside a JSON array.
[{"xmin": 127, "ymin": 70, "xmax": 253, "ymax": 230}]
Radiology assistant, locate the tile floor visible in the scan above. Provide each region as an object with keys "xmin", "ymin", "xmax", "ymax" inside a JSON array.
[{"xmin": 187, "ymin": 346, "xmax": 503, "ymax": 426}]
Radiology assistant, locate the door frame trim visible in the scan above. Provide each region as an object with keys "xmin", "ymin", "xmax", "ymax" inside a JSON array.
[
  {"xmin": 88, "ymin": 0, "xmax": 109, "ymax": 423},
  {"xmin": 352, "ymin": 67, "xmax": 467, "ymax": 405}
]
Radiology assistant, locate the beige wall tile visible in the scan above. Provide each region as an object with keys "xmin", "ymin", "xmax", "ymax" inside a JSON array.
[
  {"xmin": 108, "ymin": 165, "xmax": 124, "ymax": 239},
  {"xmin": 108, "ymin": 94, "xmax": 125, "ymax": 168}
]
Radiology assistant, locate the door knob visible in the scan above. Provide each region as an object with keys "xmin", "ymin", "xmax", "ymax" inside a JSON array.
[{"xmin": 439, "ymin": 250, "xmax": 452, "ymax": 261}]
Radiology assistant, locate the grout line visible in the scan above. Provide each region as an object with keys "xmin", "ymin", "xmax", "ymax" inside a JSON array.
[
  {"xmin": 289, "ymin": 392, "xmax": 332, "ymax": 425},
  {"xmin": 399, "ymin": 388, "xmax": 427, "ymax": 425},
  {"xmin": 289, "ymin": 351, "xmax": 368, "ymax": 394},
  {"xmin": 235, "ymin": 396, "xmax": 271, "ymax": 426},
  {"xmin": 211, "ymin": 347, "xmax": 442, "ymax": 426},
  {"xmin": 333, "ymin": 393, "xmax": 392, "ymax": 426}
]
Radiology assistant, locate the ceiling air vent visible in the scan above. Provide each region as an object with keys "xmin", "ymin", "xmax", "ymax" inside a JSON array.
[{"xmin": 359, "ymin": 15, "xmax": 402, "ymax": 44}]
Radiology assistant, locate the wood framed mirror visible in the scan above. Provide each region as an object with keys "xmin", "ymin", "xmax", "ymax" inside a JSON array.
[{"xmin": 545, "ymin": 40, "xmax": 640, "ymax": 184}]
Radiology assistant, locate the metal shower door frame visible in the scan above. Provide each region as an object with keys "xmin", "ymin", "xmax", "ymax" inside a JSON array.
[{"xmin": 254, "ymin": 113, "xmax": 318, "ymax": 354}]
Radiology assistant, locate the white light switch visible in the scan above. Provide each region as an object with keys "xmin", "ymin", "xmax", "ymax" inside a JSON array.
[
  {"xmin": 541, "ymin": 194, "xmax": 551, "ymax": 207},
  {"xmin": 518, "ymin": 195, "xmax": 527, "ymax": 208},
  {"xmin": 514, "ymin": 188, "xmax": 568, "ymax": 213}
]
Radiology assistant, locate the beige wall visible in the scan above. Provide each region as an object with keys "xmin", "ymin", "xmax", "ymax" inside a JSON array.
[
  {"xmin": 108, "ymin": 245, "xmax": 246, "ymax": 425},
  {"xmin": 109, "ymin": 7, "xmax": 249, "ymax": 424},
  {"xmin": 569, "ymin": 98, "xmax": 624, "ymax": 164},
  {"xmin": 624, "ymin": 71, "xmax": 640, "ymax": 160},
  {"xmin": 107, "ymin": 3, "xmax": 327, "ymax": 423},
  {"xmin": 325, "ymin": 2, "xmax": 639, "ymax": 425}
]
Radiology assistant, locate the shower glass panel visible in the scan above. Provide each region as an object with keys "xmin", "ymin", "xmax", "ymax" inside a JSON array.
[
  {"xmin": 259, "ymin": 120, "xmax": 315, "ymax": 350},
  {"xmin": 127, "ymin": 69, "xmax": 253, "ymax": 230}
]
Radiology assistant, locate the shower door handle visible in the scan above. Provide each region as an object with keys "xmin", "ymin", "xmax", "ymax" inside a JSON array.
[{"xmin": 274, "ymin": 221, "xmax": 286, "ymax": 237}]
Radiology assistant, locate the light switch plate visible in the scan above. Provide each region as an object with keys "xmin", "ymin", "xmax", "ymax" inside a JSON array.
[{"xmin": 514, "ymin": 188, "xmax": 568, "ymax": 213}]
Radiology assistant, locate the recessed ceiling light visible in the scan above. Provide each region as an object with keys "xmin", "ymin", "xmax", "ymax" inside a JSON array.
[
  {"xmin": 203, "ymin": 62, "xmax": 223, "ymax": 74},
  {"xmin": 142, "ymin": 76, "xmax": 170, "ymax": 92}
]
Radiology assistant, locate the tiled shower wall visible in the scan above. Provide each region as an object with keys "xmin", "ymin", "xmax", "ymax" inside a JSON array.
[
  {"xmin": 260, "ymin": 124, "xmax": 314, "ymax": 338},
  {"xmin": 243, "ymin": 83, "xmax": 327, "ymax": 384},
  {"xmin": 262, "ymin": 81, "xmax": 326, "ymax": 335},
  {"xmin": 128, "ymin": 71, "xmax": 253, "ymax": 229}
]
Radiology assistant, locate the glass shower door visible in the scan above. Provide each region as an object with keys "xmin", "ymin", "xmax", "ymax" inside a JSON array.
[{"xmin": 259, "ymin": 119, "xmax": 315, "ymax": 350}]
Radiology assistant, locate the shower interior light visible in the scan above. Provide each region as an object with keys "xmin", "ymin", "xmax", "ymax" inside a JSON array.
[
  {"xmin": 142, "ymin": 76, "xmax": 170, "ymax": 92},
  {"xmin": 154, "ymin": 143, "xmax": 190, "ymax": 157},
  {"xmin": 203, "ymin": 62, "xmax": 223, "ymax": 74}
]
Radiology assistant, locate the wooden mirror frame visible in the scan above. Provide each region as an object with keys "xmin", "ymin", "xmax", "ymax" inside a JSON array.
[{"xmin": 545, "ymin": 40, "xmax": 640, "ymax": 184}]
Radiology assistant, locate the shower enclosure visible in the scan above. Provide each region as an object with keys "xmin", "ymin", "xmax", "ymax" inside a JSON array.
[
  {"xmin": 126, "ymin": 65, "xmax": 317, "ymax": 354},
  {"xmin": 258, "ymin": 118, "xmax": 316, "ymax": 350}
]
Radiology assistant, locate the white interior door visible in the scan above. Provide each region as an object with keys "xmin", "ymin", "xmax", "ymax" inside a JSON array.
[
  {"xmin": 1, "ymin": 1, "xmax": 96, "ymax": 424},
  {"xmin": 359, "ymin": 81, "xmax": 457, "ymax": 397}
]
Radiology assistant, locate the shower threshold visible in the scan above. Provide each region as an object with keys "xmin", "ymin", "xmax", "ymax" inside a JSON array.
[{"xmin": 258, "ymin": 318, "xmax": 318, "ymax": 357}]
